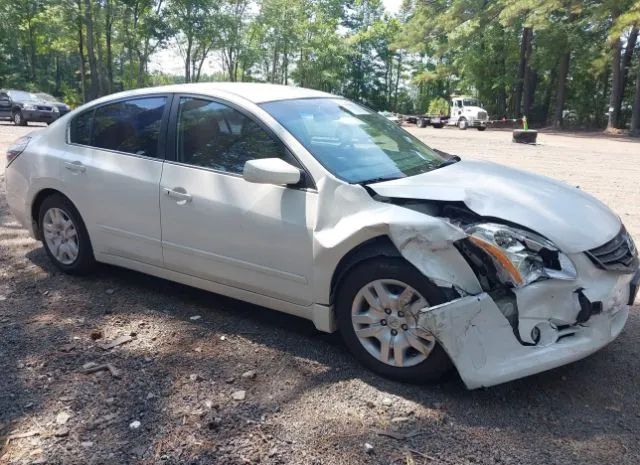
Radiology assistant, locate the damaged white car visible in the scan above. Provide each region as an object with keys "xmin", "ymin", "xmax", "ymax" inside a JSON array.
[{"xmin": 6, "ymin": 83, "xmax": 639, "ymax": 389}]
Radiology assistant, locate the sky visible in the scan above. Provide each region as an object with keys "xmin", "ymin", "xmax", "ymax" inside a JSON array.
[
  {"xmin": 382, "ymin": 0, "xmax": 401, "ymax": 14},
  {"xmin": 149, "ymin": 1, "xmax": 402, "ymax": 75}
]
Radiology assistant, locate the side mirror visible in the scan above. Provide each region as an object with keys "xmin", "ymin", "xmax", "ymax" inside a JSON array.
[{"xmin": 243, "ymin": 158, "xmax": 301, "ymax": 186}]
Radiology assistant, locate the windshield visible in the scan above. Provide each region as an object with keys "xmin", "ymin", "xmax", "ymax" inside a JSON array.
[
  {"xmin": 36, "ymin": 92, "xmax": 57, "ymax": 102},
  {"xmin": 463, "ymin": 98, "xmax": 481, "ymax": 107},
  {"xmin": 8, "ymin": 90, "xmax": 37, "ymax": 101},
  {"xmin": 261, "ymin": 98, "xmax": 446, "ymax": 183}
]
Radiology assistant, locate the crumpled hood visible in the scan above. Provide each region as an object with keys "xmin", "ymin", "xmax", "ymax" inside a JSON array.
[{"xmin": 369, "ymin": 159, "xmax": 621, "ymax": 254}]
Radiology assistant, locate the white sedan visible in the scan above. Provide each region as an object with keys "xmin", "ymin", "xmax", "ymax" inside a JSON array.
[{"xmin": 5, "ymin": 83, "xmax": 639, "ymax": 389}]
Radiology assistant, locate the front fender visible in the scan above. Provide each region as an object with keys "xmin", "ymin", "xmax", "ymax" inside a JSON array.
[{"xmin": 311, "ymin": 178, "xmax": 482, "ymax": 307}]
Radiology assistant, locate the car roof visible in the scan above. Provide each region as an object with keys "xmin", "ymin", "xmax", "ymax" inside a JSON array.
[{"xmin": 93, "ymin": 83, "xmax": 335, "ymax": 105}]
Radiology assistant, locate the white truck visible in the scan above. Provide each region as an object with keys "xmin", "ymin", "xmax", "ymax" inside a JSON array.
[
  {"xmin": 416, "ymin": 96, "xmax": 489, "ymax": 131},
  {"xmin": 447, "ymin": 96, "xmax": 488, "ymax": 130}
]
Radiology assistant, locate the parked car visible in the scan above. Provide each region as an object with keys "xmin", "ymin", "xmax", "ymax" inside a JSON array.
[
  {"xmin": 35, "ymin": 92, "xmax": 71, "ymax": 117},
  {"xmin": 5, "ymin": 83, "xmax": 639, "ymax": 389},
  {"xmin": 0, "ymin": 89, "xmax": 62, "ymax": 125}
]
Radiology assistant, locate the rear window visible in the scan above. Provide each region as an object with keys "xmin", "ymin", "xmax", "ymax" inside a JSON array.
[
  {"xmin": 92, "ymin": 97, "xmax": 166, "ymax": 157},
  {"xmin": 69, "ymin": 110, "xmax": 93, "ymax": 146},
  {"xmin": 68, "ymin": 96, "xmax": 167, "ymax": 158}
]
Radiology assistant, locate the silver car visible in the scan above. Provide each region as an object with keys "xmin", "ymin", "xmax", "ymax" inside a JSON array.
[{"xmin": 6, "ymin": 83, "xmax": 639, "ymax": 389}]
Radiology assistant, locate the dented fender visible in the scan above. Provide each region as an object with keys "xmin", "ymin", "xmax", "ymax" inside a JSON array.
[{"xmin": 311, "ymin": 178, "xmax": 482, "ymax": 310}]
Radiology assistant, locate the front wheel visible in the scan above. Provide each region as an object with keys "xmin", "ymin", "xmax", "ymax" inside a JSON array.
[
  {"xmin": 13, "ymin": 110, "xmax": 27, "ymax": 126},
  {"xmin": 458, "ymin": 118, "xmax": 468, "ymax": 130},
  {"xmin": 477, "ymin": 126, "xmax": 487, "ymax": 131},
  {"xmin": 39, "ymin": 194, "xmax": 96, "ymax": 274},
  {"xmin": 336, "ymin": 257, "xmax": 453, "ymax": 383}
]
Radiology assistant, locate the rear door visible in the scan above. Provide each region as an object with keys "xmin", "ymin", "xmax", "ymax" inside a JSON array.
[
  {"xmin": 159, "ymin": 95, "xmax": 316, "ymax": 305},
  {"xmin": 63, "ymin": 95, "xmax": 170, "ymax": 266}
]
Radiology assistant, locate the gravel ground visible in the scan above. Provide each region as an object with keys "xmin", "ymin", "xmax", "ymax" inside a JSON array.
[{"xmin": 1, "ymin": 122, "xmax": 639, "ymax": 465}]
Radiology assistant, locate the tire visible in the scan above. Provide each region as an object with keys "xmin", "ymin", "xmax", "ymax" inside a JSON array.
[
  {"xmin": 512, "ymin": 129, "xmax": 538, "ymax": 144},
  {"xmin": 458, "ymin": 118, "xmax": 467, "ymax": 130},
  {"xmin": 335, "ymin": 257, "xmax": 453, "ymax": 383},
  {"xmin": 13, "ymin": 110, "xmax": 27, "ymax": 126},
  {"xmin": 38, "ymin": 193, "xmax": 96, "ymax": 274},
  {"xmin": 432, "ymin": 123, "xmax": 443, "ymax": 129},
  {"xmin": 477, "ymin": 126, "xmax": 487, "ymax": 131}
]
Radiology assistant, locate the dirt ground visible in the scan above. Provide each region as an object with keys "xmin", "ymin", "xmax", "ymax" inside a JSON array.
[{"xmin": 1, "ymin": 123, "xmax": 639, "ymax": 465}]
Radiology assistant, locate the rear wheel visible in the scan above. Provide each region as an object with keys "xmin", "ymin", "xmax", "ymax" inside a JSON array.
[
  {"xmin": 336, "ymin": 257, "xmax": 452, "ymax": 383},
  {"xmin": 39, "ymin": 194, "xmax": 96, "ymax": 274}
]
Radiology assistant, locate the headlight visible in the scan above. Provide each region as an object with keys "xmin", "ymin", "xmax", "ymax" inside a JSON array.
[
  {"xmin": 464, "ymin": 223, "xmax": 577, "ymax": 287},
  {"xmin": 52, "ymin": 106, "xmax": 59, "ymax": 113},
  {"xmin": 23, "ymin": 103, "xmax": 36, "ymax": 111}
]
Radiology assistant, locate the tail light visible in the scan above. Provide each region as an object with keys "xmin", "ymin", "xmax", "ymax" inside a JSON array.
[{"xmin": 6, "ymin": 135, "xmax": 31, "ymax": 167}]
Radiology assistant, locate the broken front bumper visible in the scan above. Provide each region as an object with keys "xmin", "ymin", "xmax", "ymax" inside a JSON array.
[{"xmin": 418, "ymin": 267, "xmax": 637, "ymax": 389}]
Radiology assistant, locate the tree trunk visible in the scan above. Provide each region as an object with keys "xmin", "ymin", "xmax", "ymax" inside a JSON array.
[
  {"xmin": 617, "ymin": 26, "xmax": 639, "ymax": 124},
  {"xmin": 631, "ymin": 62, "xmax": 640, "ymax": 136},
  {"xmin": 84, "ymin": 0, "xmax": 99, "ymax": 99},
  {"xmin": 522, "ymin": 29, "xmax": 535, "ymax": 117},
  {"xmin": 514, "ymin": 27, "xmax": 532, "ymax": 118},
  {"xmin": 105, "ymin": 0, "xmax": 114, "ymax": 94},
  {"xmin": 394, "ymin": 54, "xmax": 402, "ymax": 111},
  {"xmin": 542, "ymin": 59, "xmax": 558, "ymax": 124},
  {"xmin": 95, "ymin": 4, "xmax": 105, "ymax": 95},
  {"xmin": 553, "ymin": 51, "xmax": 570, "ymax": 128},
  {"xmin": 271, "ymin": 41, "xmax": 279, "ymax": 84},
  {"xmin": 184, "ymin": 37, "xmax": 192, "ymax": 83},
  {"xmin": 76, "ymin": 0, "xmax": 87, "ymax": 102},
  {"xmin": 497, "ymin": 41, "xmax": 507, "ymax": 117},
  {"xmin": 607, "ymin": 38, "xmax": 623, "ymax": 130},
  {"xmin": 27, "ymin": 18, "xmax": 37, "ymax": 82}
]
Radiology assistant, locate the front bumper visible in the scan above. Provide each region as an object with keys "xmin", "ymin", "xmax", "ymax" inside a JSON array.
[
  {"xmin": 470, "ymin": 119, "xmax": 487, "ymax": 127},
  {"xmin": 418, "ymin": 266, "xmax": 637, "ymax": 389},
  {"xmin": 23, "ymin": 109, "xmax": 59, "ymax": 123}
]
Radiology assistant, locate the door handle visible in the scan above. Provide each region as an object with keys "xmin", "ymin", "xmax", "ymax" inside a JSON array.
[
  {"xmin": 64, "ymin": 161, "xmax": 86, "ymax": 173},
  {"xmin": 164, "ymin": 187, "xmax": 192, "ymax": 204}
]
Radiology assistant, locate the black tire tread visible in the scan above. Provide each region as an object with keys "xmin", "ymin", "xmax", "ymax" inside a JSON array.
[
  {"xmin": 38, "ymin": 193, "xmax": 96, "ymax": 274},
  {"xmin": 335, "ymin": 257, "xmax": 453, "ymax": 383}
]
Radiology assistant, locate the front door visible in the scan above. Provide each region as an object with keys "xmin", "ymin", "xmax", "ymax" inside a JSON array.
[
  {"xmin": 160, "ymin": 96, "xmax": 316, "ymax": 305},
  {"xmin": 0, "ymin": 92, "xmax": 12, "ymax": 119}
]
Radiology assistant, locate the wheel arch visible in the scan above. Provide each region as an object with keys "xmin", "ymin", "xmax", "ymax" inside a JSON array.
[
  {"xmin": 31, "ymin": 188, "xmax": 77, "ymax": 240},
  {"xmin": 329, "ymin": 236, "xmax": 402, "ymax": 306}
]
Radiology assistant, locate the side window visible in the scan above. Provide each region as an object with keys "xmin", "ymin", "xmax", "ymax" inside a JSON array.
[
  {"xmin": 176, "ymin": 97, "xmax": 289, "ymax": 174},
  {"xmin": 69, "ymin": 110, "xmax": 94, "ymax": 145},
  {"xmin": 92, "ymin": 97, "xmax": 166, "ymax": 158}
]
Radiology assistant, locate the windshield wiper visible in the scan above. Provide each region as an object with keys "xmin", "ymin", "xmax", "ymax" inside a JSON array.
[
  {"xmin": 435, "ymin": 155, "xmax": 461, "ymax": 169},
  {"xmin": 361, "ymin": 175, "xmax": 404, "ymax": 185}
]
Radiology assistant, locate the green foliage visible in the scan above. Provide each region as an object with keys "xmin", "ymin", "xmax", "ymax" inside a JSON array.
[
  {"xmin": 0, "ymin": 0, "xmax": 638, "ymax": 128},
  {"xmin": 428, "ymin": 97, "xmax": 449, "ymax": 116}
]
